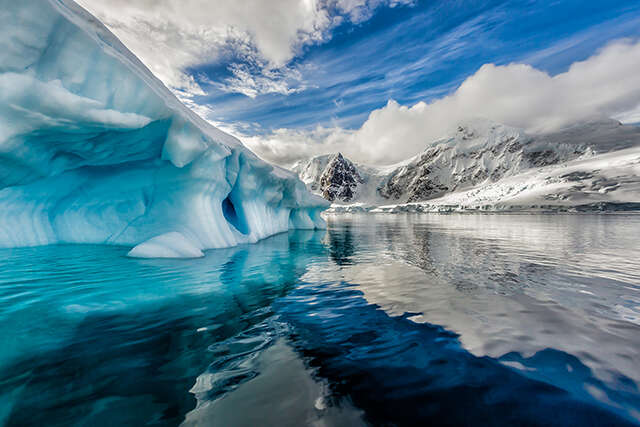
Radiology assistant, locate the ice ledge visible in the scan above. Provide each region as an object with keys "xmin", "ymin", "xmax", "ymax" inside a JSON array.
[{"xmin": 128, "ymin": 232, "xmax": 204, "ymax": 259}]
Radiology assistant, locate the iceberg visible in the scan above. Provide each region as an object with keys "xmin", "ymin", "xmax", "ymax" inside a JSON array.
[{"xmin": 0, "ymin": 0, "xmax": 327, "ymax": 257}]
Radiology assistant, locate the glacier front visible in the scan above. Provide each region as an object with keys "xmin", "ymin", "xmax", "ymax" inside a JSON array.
[{"xmin": 0, "ymin": 0, "xmax": 327, "ymax": 257}]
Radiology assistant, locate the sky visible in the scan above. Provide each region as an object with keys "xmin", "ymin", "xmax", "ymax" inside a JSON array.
[{"xmin": 76, "ymin": 0, "xmax": 640, "ymax": 165}]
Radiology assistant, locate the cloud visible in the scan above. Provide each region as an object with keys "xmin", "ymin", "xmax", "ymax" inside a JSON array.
[
  {"xmin": 75, "ymin": 0, "xmax": 412, "ymax": 98},
  {"xmin": 220, "ymin": 62, "xmax": 308, "ymax": 98},
  {"xmin": 243, "ymin": 127, "xmax": 355, "ymax": 166},
  {"xmin": 242, "ymin": 39, "xmax": 640, "ymax": 166},
  {"xmin": 614, "ymin": 104, "xmax": 640, "ymax": 124},
  {"xmin": 335, "ymin": 0, "xmax": 414, "ymax": 23}
]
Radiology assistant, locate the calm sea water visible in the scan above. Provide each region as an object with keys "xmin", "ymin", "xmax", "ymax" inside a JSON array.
[{"xmin": 1, "ymin": 214, "xmax": 639, "ymax": 426}]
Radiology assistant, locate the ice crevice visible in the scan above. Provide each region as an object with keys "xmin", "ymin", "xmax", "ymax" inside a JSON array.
[{"xmin": 0, "ymin": 0, "xmax": 328, "ymax": 258}]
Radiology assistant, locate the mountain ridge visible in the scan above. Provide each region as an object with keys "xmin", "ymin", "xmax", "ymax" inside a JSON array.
[{"xmin": 291, "ymin": 119, "xmax": 640, "ymax": 211}]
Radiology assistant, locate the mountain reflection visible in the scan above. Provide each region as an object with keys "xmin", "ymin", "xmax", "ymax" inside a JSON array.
[{"xmin": 1, "ymin": 215, "xmax": 639, "ymax": 425}]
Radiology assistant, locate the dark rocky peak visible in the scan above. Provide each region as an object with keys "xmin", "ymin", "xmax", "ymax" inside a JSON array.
[{"xmin": 319, "ymin": 153, "xmax": 364, "ymax": 202}]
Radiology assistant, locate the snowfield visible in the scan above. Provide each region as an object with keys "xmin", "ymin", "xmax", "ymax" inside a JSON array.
[{"xmin": 0, "ymin": 0, "xmax": 327, "ymax": 257}]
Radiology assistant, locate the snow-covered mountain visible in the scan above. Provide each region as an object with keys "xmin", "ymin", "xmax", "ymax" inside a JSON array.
[
  {"xmin": 292, "ymin": 119, "xmax": 640, "ymax": 211},
  {"xmin": 0, "ymin": 0, "xmax": 327, "ymax": 258},
  {"xmin": 292, "ymin": 153, "xmax": 364, "ymax": 202}
]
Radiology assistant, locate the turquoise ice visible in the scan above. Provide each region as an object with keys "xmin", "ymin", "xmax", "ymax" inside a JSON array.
[{"xmin": 0, "ymin": 0, "xmax": 327, "ymax": 257}]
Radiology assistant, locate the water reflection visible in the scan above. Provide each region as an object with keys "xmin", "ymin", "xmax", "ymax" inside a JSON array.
[
  {"xmin": 0, "ymin": 231, "xmax": 329, "ymax": 426},
  {"xmin": 319, "ymin": 213, "xmax": 640, "ymax": 422},
  {"xmin": 0, "ymin": 215, "xmax": 638, "ymax": 425},
  {"xmin": 327, "ymin": 222, "xmax": 357, "ymax": 266},
  {"xmin": 278, "ymin": 279, "xmax": 639, "ymax": 426}
]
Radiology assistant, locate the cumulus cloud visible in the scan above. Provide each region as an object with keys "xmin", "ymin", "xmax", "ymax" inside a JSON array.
[
  {"xmin": 75, "ymin": 0, "xmax": 412, "ymax": 98},
  {"xmin": 243, "ymin": 127, "xmax": 355, "ymax": 166},
  {"xmin": 243, "ymin": 39, "xmax": 640, "ymax": 166}
]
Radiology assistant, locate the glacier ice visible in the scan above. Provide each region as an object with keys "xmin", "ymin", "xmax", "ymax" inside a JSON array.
[
  {"xmin": 127, "ymin": 232, "xmax": 204, "ymax": 259},
  {"xmin": 0, "ymin": 0, "xmax": 327, "ymax": 257}
]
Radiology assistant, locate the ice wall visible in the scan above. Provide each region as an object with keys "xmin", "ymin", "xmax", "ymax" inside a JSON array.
[{"xmin": 0, "ymin": 0, "xmax": 327, "ymax": 257}]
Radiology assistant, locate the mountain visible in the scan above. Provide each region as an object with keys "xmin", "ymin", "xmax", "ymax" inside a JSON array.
[
  {"xmin": 292, "ymin": 119, "xmax": 640, "ymax": 211},
  {"xmin": 292, "ymin": 153, "xmax": 364, "ymax": 202},
  {"xmin": 0, "ymin": 0, "xmax": 327, "ymax": 258}
]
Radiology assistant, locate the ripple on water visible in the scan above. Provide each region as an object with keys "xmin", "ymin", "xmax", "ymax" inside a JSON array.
[{"xmin": 0, "ymin": 216, "xmax": 639, "ymax": 425}]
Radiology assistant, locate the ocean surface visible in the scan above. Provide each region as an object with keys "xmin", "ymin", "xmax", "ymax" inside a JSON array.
[{"xmin": 1, "ymin": 214, "xmax": 639, "ymax": 426}]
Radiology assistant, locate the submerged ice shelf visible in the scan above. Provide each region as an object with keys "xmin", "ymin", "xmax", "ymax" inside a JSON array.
[{"xmin": 0, "ymin": 0, "xmax": 327, "ymax": 257}]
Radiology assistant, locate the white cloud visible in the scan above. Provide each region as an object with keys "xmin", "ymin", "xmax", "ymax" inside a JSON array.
[
  {"xmin": 243, "ymin": 39, "xmax": 640, "ymax": 166},
  {"xmin": 335, "ymin": 0, "xmax": 415, "ymax": 23},
  {"xmin": 221, "ymin": 63, "xmax": 308, "ymax": 98},
  {"xmin": 614, "ymin": 104, "xmax": 640, "ymax": 124},
  {"xmin": 243, "ymin": 127, "xmax": 355, "ymax": 166},
  {"xmin": 75, "ymin": 0, "xmax": 410, "ymax": 97}
]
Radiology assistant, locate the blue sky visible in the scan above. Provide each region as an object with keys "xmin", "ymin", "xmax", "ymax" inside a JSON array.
[
  {"xmin": 186, "ymin": 0, "xmax": 640, "ymax": 134},
  {"xmin": 79, "ymin": 0, "xmax": 640, "ymax": 164}
]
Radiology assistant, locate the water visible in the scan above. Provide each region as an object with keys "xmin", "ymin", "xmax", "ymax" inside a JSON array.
[{"xmin": 1, "ymin": 214, "xmax": 639, "ymax": 426}]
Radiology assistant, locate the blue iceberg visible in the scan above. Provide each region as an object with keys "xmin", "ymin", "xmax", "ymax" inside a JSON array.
[{"xmin": 0, "ymin": 0, "xmax": 327, "ymax": 257}]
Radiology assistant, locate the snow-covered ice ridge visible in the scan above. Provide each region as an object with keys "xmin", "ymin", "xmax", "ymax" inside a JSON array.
[
  {"xmin": 293, "ymin": 119, "xmax": 640, "ymax": 212},
  {"xmin": 0, "ymin": 0, "xmax": 327, "ymax": 257}
]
